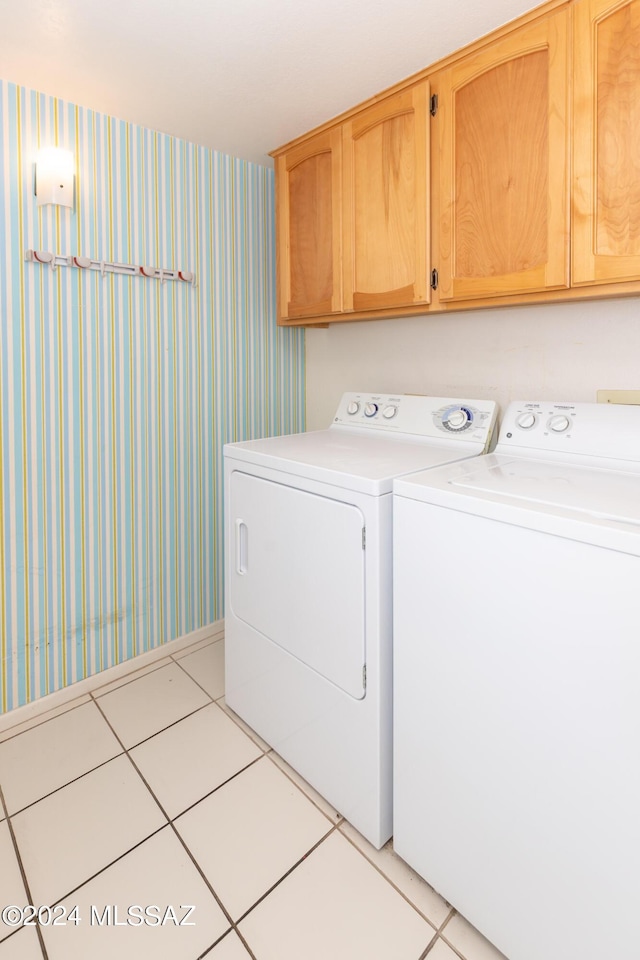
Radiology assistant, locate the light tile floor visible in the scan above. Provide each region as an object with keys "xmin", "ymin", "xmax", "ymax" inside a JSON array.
[{"xmin": 0, "ymin": 635, "xmax": 509, "ymax": 960}]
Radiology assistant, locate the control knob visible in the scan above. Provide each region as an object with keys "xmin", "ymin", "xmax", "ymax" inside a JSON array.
[
  {"xmin": 444, "ymin": 408, "xmax": 471, "ymax": 431},
  {"xmin": 382, "ymin": 405, "xmax": 398, "ymax": 419},
  {"xmin": 515, "ymin": 412, "xmax": 537, "ymax": 430},
  {"xmin": 364, "ymin": 402, "xmax": 379, "ymax": 418},
  {"xmin": 548, "ymin": 414, "xmax": 571, "ymax": 433},
  {"xmin": 347, "ymin": 401, "xmax": 360, "ymax": 415}
]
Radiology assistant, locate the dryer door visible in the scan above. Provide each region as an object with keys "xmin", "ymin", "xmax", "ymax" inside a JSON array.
[{"xmin": 229, "ymin": 470, "xmax": 366, "ymax": 699}]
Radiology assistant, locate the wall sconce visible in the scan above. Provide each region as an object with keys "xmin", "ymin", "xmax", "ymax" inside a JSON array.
[{"xmin": 35, "ymin": 147, "xmax": 74, "ymax": 209}]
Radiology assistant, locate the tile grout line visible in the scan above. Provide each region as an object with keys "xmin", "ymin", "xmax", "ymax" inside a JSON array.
[
  {"xmin": 5, "ymin": 748, "xmax": 127, "ymax": 819},
  {"xmin": 418, "ymin": 928, "xmax": 441, "ymax": 959},
  {"xmin": 437, "ymin": 912, "xmax": 490, "ymax": 960},
  {"xmin": 197, "ymin": 927, "xmax": 259, "ymax": 960},
  {"xmin": 0, "ymin": 782, "xmax": 50, "ymax": 960},
  {"xmin": 232, "ymin": 822, "xmax": 342, "ymax": 927},
  {"xmin": 170, "ymin": 643, "xmax": 224, "ymax": 702}
]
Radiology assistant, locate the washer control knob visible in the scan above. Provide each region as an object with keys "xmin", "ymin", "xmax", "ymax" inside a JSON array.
[
  {"xmin": 548, "ymin": 414, "xmax": 571, "ymax": 433},
  {"xmin": 516, "ymin": 412, "xmax": 537, "ymax": 430},
  {"xmin": 364, "ymin": 402, "xmax": 379, "ymax": 418},
  {"xmin": 347, "ymin": 401, "xmax": 360, "ymax": 415},
  {"xmin": 382, "ymin": 405, "xmax": 398, "ymax": 419},
  {"xmin": 445, "ymin": 408, "xmax": 471, "ymax": 431}
]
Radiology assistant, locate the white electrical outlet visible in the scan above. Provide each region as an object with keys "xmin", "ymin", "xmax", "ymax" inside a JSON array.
[{"xmin": 597, "ymin": 390, "xmax": 640, "ymax": 405}]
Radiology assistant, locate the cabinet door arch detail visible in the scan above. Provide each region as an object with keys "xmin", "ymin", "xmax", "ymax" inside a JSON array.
[
  {"xmin": 436, "ymin": 9, "xmax": 569, "ymax": 301},
  {"xmin": 454, "ymin": 50, "xmax": 549, "ymax": 280},
  {"xmin": 573, "ymin": 0, "xmax": 640, "ymax": 283},
  {"xmin": 276, "ymin": 129, "xmax": 342, "ymax": 321},
  {"xmin": 342, "ymin": 82, "xmax": 430, "ymax": 312}
]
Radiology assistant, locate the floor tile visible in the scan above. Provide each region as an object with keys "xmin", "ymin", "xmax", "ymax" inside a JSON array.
[
  {"xmin": 175, "ymin": 756, "xmax": 332, "ymax": 920},
  {"xmin": 0, "ymin": 821, "xmax": 28, "ymax": 943},
  {"xmin": 175, "ymin": 640, "xmax": 224, "ymax": 699},
  {"xmin": 95, "ymin": 662, "xmax": 211, "ymax": 748},
  {"xmin": 90, "ymin": 658, "xmax": 172, "ymax": 698},
  {"xmin": 239, "ymin": 831, "xmax": 436, "ymax": 960},
  {"xmin": 268, "ymin": 752, "xmax": 341, "ymax": 824},
  {"xmin": 340, "ymin": 822, "xmax": 451, "ymax": 927},
  {"xmin": 217, "ymin": 698, "xmax": 270, "ymax": 752},
  {"xmin": 0, "ymin": 701, "xmax": 122, "ymax": 815},
  {"xmin": 0, "ymin": 696, "xmax": 92, "ymax": 744},
  {"xmin": 130, "ymin": 702, "xmax": 262, "ymax": 819},
  {"xmin": 442, "ymin": 914, "xmax": 509, "ymax": 960},
  {"xmin": 41, "ymin": 826, "xmax": 230, "ymax": 960},
  {"xmin": 0, "ymin": 927, "xmax": 44, "ymax": 959},
  {"xmin": 205, "ymin": 930, "xmax": 253, "ymax": 959},
  {"xmin": 11, "ymin": 755, "xmax": 166, "ymax": 906}
]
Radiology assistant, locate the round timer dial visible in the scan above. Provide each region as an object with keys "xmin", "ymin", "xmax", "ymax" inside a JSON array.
[{"xmin": 442, "ymin": 406, "xmax": 473, "ymax": 431}]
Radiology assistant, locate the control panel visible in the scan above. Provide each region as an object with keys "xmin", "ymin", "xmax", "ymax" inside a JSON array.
[
  {"xmin": 497, "ymin": 400, "xmax": 640, "ymax": 463},
  {"xmin": 332, "ymin": 393, "xmax": 498, "ymax": 447}
]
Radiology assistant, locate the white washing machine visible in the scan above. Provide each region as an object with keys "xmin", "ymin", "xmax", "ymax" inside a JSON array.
[
  {"xmin": 224, "ymin": 392, "xmax": 497, "ymax": 849},
  {"xmin": 393, "ymin": 400, "xmax": 640, "ymax": 960}
]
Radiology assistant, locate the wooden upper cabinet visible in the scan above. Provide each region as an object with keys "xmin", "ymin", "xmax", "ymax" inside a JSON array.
[
  {"xmin": 573, "ymin": 0, "xmax": 640, "ymax": 284},
  {"xmin": 341, "ymin": 82, "xmax": 430, "ymax": 312},
  {"xmin": 435, "ymin": 8, "xmax": 570, "ymax": 301},
  {"xmin": 275, "ymin": 129, "xmax": 342, "ymax": 321}
]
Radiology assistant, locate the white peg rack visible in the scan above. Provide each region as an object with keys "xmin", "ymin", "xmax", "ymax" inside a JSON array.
[{"xmin": 25, "ymin": 250, "xmax": 196, "ymax": 286}]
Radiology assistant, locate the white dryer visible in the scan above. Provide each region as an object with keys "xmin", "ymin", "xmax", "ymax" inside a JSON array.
[
  {"xmin": 224, "ymin": 392, "xmax": 497, "ymax": 848},
  {"xmin": 393, "ymin": 400, "xmax": 640, "ymax": 960}
]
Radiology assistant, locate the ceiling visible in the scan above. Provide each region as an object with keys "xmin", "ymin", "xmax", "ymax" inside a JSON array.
[{"xmin": 1, "ymin": 0, "xmax": 539, "ymax": 166}]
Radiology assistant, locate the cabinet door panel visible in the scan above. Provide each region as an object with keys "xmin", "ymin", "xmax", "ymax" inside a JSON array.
[
  {"xmin": 573, "ymin": 0, "xmax": 640, "ymax": 283},
  {"xmin": 438, "ymin": 10, "xmax": 569, "ymax": 301},
  {"xmin": 342, "ymin": 83, "xmax": 430, "ymax": 312},
  {"xmin": 276, "ymin": 129, "xmax": 342, "ymax": 320}
]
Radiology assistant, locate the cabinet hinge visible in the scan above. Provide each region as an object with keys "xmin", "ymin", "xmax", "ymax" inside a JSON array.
[
  {"xmin": 430, "ymin": 94, "xmax": 438, "ymax": 117},
  {"xmin": 362, "ymin": 527, "xmax": 366, "ymax": 550},
  {"xmin": 430, "ymin": 268, "xmax": 439, "ymax": 290}
]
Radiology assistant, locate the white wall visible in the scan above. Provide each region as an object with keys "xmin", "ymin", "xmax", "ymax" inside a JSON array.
[{"xmin": 305, "ymin": 297, "xmax": 640, "ymax": 428}]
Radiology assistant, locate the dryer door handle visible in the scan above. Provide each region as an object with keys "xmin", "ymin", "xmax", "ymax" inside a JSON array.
[{"xmin": 235, "ymin": 519, "xmax": 248, "ymax": 575}]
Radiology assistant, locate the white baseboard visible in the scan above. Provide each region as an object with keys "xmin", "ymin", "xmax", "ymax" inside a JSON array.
[{"xmin": 0, "ymin": 620, "xmax": 225, "ymax": 735}]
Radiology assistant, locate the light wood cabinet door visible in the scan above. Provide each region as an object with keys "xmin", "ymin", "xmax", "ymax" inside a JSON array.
[
  {"xmin": 276, "ymin": 129, "xmax": 342, "ymax": 321},
  {"xmin": 573, "ymin": 0, "xmax": 640, "ymax": 284},
  {"xmin": 436, "ymin": 9, "xmax": 570, "ymax": 301},
  {"xmin": 341, "ymin": 83, "xmax": 430, "ymax": 313}
]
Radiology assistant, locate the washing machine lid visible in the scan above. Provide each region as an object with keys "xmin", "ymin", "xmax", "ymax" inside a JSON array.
[
  {"xmin": 224, "ymin": 428, "xmax": 489, "ymax": 496},
  {"xmin": 393, "ymin": 454, "xmax": 640, "ymax": 555}
]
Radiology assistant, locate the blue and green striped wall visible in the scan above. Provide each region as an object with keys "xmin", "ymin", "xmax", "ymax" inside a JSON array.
[{"xmin": 0, "ymin": 79, "xmax": 305, "ymax": 714}]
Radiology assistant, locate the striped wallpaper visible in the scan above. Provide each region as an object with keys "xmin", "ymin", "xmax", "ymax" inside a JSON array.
[{"xmin": 0, "ymin": 80, "xmax": 305, "ymax": 714}]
